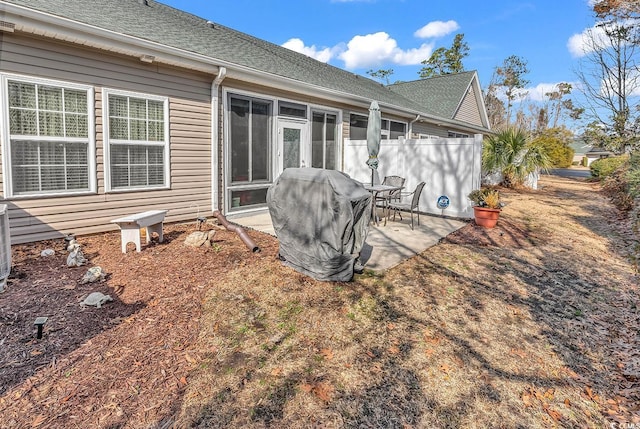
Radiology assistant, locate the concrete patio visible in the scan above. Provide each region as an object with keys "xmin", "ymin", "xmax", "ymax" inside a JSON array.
[{"xmin": 230, "ymin": 209, "xmax": 467, "ymax": 272}]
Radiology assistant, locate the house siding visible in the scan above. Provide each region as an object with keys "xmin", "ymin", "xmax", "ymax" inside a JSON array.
[
  {"xmin": 412, "ymin": 123, "xmax": 448, "ymax": 138},
  {"xmin": 0, "ymin": 33, "xmax": 213, "ymax": 244},
  {"xmin": 454, "ymin": 84, "xmax": 483, "ymax": 127}
]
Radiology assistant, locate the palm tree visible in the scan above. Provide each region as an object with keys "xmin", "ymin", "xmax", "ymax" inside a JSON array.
[{"xmin": 482, "ymin": 127, "xmax": 551, "ymax": 187}]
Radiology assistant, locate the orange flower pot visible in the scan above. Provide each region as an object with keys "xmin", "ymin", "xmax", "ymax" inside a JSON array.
[{"xmin": 473, "ymin": 206, "xmax": 501, "ymax": 228}]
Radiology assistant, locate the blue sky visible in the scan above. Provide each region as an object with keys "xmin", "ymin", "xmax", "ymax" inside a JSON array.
[{"xmin": 161, "ymin": 0, "xmax": 597, "ymax": 105}]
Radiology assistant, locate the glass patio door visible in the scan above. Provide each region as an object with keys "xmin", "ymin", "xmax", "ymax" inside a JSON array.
[{"xmin": 277, "ymin": 120, "xmax": 308, "ymax": 172}]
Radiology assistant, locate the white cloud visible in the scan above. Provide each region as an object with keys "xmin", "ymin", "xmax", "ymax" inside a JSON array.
[
  {"xmin": 414, "ymin": 20, "xmax": 460, "ymax": 39},
  {"xmin": 567, "ymin": 20, "xmax": 637, "ymax": 58},
  {"xmin": 567, "ymin": 25, "xmax": 603, "ymax": 57},
  {"xmin": 338, "ymin": 32, "xmax": 434, "ymax": 69},
  {"xmin": 281, "ymin": 38, "xmax": 337, "ymax": 63}
]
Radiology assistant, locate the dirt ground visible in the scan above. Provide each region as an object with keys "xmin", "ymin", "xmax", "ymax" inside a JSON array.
[{"xmin": 0, "ymin": 175, "xmax": 638, "ymax": 428}]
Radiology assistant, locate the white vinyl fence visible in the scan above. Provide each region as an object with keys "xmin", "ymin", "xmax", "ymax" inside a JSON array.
[{"xmin": 343, "ymin": 135, "xmax": 483, "ymax": 219}]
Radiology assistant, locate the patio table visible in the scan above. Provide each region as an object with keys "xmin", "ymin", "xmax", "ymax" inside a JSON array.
[{"xmin": 363, "ymin": 184, "xmax": 404, "ymax": 226}]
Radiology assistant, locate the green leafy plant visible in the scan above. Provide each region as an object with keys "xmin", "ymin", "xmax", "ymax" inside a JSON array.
[
  {"xmin": 483, "ymin": 127, "xmax": 551, "ymax": 187},
  {"xmin": 530, "ymin": 127, "xmax": 575, "ymax": 168},
  {"xmin": 468, "ymin": 188, "xmax": 502, "ymax": 209},
  {"xmin": 601, "ymin": 152, "xmax": 640, "ymax": 211},
  {"xmin": 590, "ymin": 155, "xmax": 628, "ymax": 179}
]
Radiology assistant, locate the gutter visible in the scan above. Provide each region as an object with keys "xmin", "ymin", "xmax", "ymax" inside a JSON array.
[
  {"xmin": 211, "ymin": 67, "xmax": 227, "ymax": 213},
  {"xmin": 408, "ymin": 115, "xmax": 421, "ymax": 138}
]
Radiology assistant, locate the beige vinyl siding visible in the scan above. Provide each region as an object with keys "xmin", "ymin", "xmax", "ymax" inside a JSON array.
[
  {"xmin": 412, "ymin": 122, "xmax": 448, "ymax": 138},
  {"xmin": 454, "ymin": 84, "xmax": 483, "ymax": 127},
  {"xmin": 0, "ymin": 33, "xmax": 213, "ymax": 244}
]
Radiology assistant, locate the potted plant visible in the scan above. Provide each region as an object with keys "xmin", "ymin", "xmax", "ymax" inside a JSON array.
[{"xmin": 468, "ymin": 188, "xmax": 502, "ymax": 228}]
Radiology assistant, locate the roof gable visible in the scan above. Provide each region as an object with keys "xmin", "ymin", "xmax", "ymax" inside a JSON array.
[{"xmin": 387, "ymin": 72, "xmax": 476, "ymax": 118}]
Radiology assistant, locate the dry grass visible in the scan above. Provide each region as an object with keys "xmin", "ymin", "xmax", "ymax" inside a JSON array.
[
  {"xmin": 1, "ymin": 175, "xmax": 638, "ymax": 428},
  {"xmin": 174, "ymin": 176, "xmax": 639, "ymax": 428}
]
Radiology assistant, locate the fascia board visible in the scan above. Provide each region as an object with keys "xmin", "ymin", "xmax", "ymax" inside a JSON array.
[{"xmin": 471, "ymin": 73, "xmax": 491, "ymax": 129}]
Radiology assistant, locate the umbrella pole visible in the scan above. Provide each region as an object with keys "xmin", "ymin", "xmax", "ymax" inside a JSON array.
[{"xmin": 371, "ymin": 169, "xmax": 374, "ymax": 186}]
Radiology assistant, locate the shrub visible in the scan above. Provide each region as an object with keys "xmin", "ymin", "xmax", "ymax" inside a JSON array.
[
  {"xmin": 601, "ymin": 153, "xmax": 640, "ymax": 211},
  {"xmin": 531, "ymin": 128, "xmax": 575, "ymax": 168},
  {"xmin": 483, "ymin": 127, "xmax": 552, "ymax": 188},
  {"xmin": 590, "ymin": 155, "xmax": 628, "ymax": 179},
  {"xmin": 628, "ymin": 153, "xmax": 640, "ymax": 199}
]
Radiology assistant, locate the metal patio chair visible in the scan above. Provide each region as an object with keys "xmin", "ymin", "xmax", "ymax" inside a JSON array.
[
  {"xmin": 374, "ymin": 175, "xmax": 405, "ymax": 224},
  {"xmin": 375, "ymin": 175, "xmax": 405, "ymax": 207},
  {"xmin": 387, "ymin": 181, "xmax": 426, "ymax": 230}
]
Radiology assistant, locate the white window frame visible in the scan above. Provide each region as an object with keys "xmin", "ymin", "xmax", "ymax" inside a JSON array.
[
  {"xmin": 223, "ymin": 88, "xmax": 276, "ymax": 212},
  {"xmin": 102, "ymin": 88, "xmax": 170, "ymax": 192},
  {"xmin": 311, "ymin": 109, "xmax": 340, "ymax": 170},
  {"xmin": 388, "ymin": 119, "xmax": 408, "ymax": 139},
  {"xmin": 0, "ymin": 73, "xmax": 96, "ymax": 198},
  {"xmin": 348, "ymin": 112, "xmax": 368, "ymax": 140}
]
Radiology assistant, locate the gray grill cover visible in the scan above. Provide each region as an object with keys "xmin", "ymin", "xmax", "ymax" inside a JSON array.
[{"xmin": 267, "ymin": 168, "xmax": 372, "ymax": 281}]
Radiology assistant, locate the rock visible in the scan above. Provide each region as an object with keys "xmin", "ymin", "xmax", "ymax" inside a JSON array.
[
  {"xmin": 184, "ymin": 230, "xmax": 216, "ymax": 247},
  {"xmin": 40, "ymin": 249, "xmax": 55, "ymax": 257},
  {"xmin": 80, "ymin": 266, "xmax": 105, "ymax": 284},
  {"xmin": 82, "ymin": 292, "xmax": 113, "ymax": 308}
]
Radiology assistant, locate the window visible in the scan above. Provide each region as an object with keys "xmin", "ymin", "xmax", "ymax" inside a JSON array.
[
  {"xmin": 349, "ymin": 114, "xmax": 368, "ymax": 140},
  {"xmin": 312, "ymin": 111, "xmax": 338, "ymax": 169},
  {"xmin": 278, "ymin": 101, "xmax": 307, "ymax": 119},
  {"xmin": 448, "ymin": 131, "xmax": 469, "ymax": 138},
  {"xmin": 350, "ymin": 114, "xmax": 406, "ymax": 140},
  {"xmin": 229, "ymin": 96, "xmax": 270, "ymax": 183},
  {"xmin": 103, "ymin": 89, "xmax": 169, "ymax": 191},
  {"xmin": 389, "ymin": 121, "xmax": 407, "ymax": 139},
  {"xmin": 228, "ymin": 94, "xmax": 272, "ymax": 210},
  {"xmin": 1, "ymin": 75, "xmax": 94, "ymax": 197}
]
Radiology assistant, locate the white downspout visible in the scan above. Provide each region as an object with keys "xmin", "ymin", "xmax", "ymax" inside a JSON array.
[
  {"xmin": 211, "ymin": 67, "xmax": 227, "ymax": 213},
  {"xmin": 409, "ymin": 114, "xmax": 421, "ymax": 139}
]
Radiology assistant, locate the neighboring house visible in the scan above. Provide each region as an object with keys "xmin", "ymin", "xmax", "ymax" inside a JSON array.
[
  {"xmin": 569, "ymin": 138, "xmax": 592, "ymax": 165},
  {"xmin": 387, "ymin": 71, "xmax": 490, "ymax": 138},
  {"xmin": 585, "ymin": 147, "xmax": 614, "ymax": 166},
  {"xmin": 0, "ymin": 0, "xmax": 490, "ymax": 244}
]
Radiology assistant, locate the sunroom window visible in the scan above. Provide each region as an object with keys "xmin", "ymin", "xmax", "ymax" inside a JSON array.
[
  {"xmin": 349, "ymin": 114, "xmax": 368, "ymax": 140},
  {"xmin": 227, "ymin": 94, "xmax": 272, "ymax": 210},
  {"xmin": 2, "ymin": 76, "xmax": 93, "ymax": 196},
  {"xmin": 350, "ymin": 114, "xmax": 406, "ymax": 140},
  {"xmin": 448, "ymin": 131, "xmax": 470, "ymax": 138},
  {"xmin": 312, "ymin": 111, "xmax": 338, "ymax": 170},
  {"xmin": 103, "ymin": 90, "xmax": 169, "ymax": 191}
]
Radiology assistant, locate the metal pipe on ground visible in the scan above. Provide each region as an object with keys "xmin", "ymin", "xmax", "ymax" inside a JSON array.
[{"xmin": 212, "ymin": 211, "xmax": 260, "ymax": 253}]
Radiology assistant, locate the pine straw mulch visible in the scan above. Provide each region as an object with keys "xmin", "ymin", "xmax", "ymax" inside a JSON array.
[{"xmin": 1, "ymin": 174, "xmax": 639, "ymax": 428}]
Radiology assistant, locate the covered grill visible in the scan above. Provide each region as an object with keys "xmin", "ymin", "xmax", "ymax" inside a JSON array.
[{"xmin": 267, "ymin": 168, "xmax": 371, "ymax": 281}]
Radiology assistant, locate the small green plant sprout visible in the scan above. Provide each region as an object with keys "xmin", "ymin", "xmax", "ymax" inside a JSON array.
[{"xmin": 467, "ymin": 188, "xmax": 502, "ymax": 209}]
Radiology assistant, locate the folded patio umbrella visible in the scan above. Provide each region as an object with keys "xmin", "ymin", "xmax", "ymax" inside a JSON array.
[{"xmin": 366, "ymin": 100, "xmax": 381, "ymax": 185}]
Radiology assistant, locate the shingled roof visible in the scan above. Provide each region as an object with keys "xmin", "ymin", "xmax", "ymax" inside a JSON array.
[
  {"xmin": 387, "ymin": 71, "xmax": 478, "ymax": 119},
  {"xmin": 2, "ymin": 0, "xmax": 432, "ymax": 113},
  {"xmin": 2, "ymin": 0, "xmax": 491, "ymax": 132}
]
